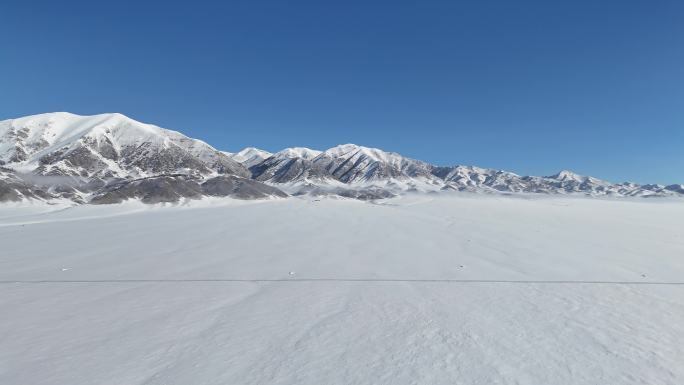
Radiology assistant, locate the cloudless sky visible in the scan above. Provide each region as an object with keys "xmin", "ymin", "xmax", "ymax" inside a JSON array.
[{"xmin": 1, "ymin": 0, "xmax": 683, "ymax": 183}]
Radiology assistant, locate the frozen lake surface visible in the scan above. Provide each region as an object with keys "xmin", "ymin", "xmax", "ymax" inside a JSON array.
[{"xmin": 1, "ymin": 195, "xmax": 683, "ymax": 384}]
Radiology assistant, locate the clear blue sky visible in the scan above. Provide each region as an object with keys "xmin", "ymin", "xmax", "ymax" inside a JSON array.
[{"xmin": 1, "ymin": 0, "xmax": 682, "ymax": 183}]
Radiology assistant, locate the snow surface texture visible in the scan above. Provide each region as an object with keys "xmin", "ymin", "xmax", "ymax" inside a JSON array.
[
  {"xmin": 1, "ymin": 112, "xmax": 683, "ymax": 204},
  {"xmin": 1, "ymin": 195, "xmax": 683, "ymax": 384}
]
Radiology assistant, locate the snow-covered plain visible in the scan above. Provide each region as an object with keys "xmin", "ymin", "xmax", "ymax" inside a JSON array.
[{"xmin": 1, "ymin": 195, "xmax": 683, "ymax": 384}]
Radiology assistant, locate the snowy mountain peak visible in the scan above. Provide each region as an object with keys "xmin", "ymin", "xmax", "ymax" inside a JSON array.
[
  {"xmin": 323, "ymin": 143, "xmax": 400, "ymax": 163},
  {"xmin": 231, "ymin": 147, "xmax": 272, "ymax": 160},
  {"xmin": 0, "ymin": 112, "xmax": 248, "ymax": 179},
  {"xmin": 1, "ymin": 112, "xmax": 172, "ymax": 155},
  {"xmin": 309, "ymin": 144, "xmax": 436, "ymax": 184},
  {"xmin": 546, "ymin": 170, "xmax": 611, "ymax": 187},
  {"xmin": 228, "ymin": 147, "xmax": 273, "ymax": 168},
  {"xmin": 550, "ymin": 170, "xmax": 585, "ymax": 181},
  {"xmin": 324, "ymin": 143, "xmax": 364, "ymax": 154},
  {"xmin": 274, "ymin": 147, "xmax": 322, "ymax": 160}
]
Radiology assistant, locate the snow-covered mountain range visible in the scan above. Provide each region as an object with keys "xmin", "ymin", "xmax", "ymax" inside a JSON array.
[{"xmin": 1, "ymin": 112, "xmax": 682, "ymax": 203}]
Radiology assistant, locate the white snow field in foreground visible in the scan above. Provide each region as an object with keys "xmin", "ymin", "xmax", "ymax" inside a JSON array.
[{"xmin": 1, "ymin": 195, "xmax": 683, "ymax": 384}]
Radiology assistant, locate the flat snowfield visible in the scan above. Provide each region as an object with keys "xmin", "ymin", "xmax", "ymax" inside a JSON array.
[{"xmin": 1, "ymin": 195, "xmax": 683, "ymax": 384}]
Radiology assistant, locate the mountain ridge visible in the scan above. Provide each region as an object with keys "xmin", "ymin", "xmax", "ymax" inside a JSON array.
[{"xmin": 1, "ymin": 112, "xmax": 681, "ymax": 203}]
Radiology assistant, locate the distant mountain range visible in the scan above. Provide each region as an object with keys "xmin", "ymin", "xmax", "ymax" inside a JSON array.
[{"xmin": 1, "ymin": 112, "xmax": 682, "ymax": 204}]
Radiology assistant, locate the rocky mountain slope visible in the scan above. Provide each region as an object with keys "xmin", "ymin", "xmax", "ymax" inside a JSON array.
[
  {"xmin": 1, "ymin": 112, "xmax": 682, "ymax": 203},
  {"xmin": 0, "ymin": 112, "xmax": 248, "ymax": 179},
  {"xmin": 247, "ymin": 144, "xmax": 683, "ymax": 199},
  {"xmin": 0, "ymin": 113, "xmax": 284, "ymax": 203}
]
